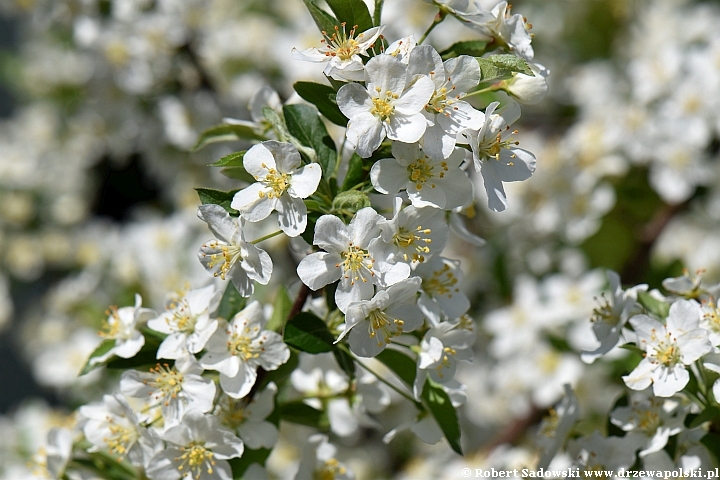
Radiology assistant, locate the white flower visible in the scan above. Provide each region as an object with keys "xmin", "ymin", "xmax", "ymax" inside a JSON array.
[
  {"xmin": 370, "ymin": 142, "xmax": 473, "ymax": 210},
  {"xmin": 337, "ymin": 54, "xmax": 435, "ymax": 158},
  {"xmin": 291, "ymin": 25, "xmax": 384, "ymax": 82},
  {"xmin": 146, "ymin": 410, "xmax": 244, "ymax": 480},
  {"xmin": 536, "ymin": 385, "xmax": 580, "ymax": 469},
  {"xmin": 200, "ymin": 301, "xmax": 290, "ymax": 398},
  {"xmin": 503, "ymin": 62, "xmax": 549, "ymax": 104},
  {"xmin": 120, "ymin": 355, "xmax": 216, "ymax": 429},
  {"xmin": 569, "ymin": 431, "xmax": 642, "ymax": 471},
  {"xmin": 94, "ymin": 293, "xmax": 155, "ymax": 363},
  {"xmin": 79, "ymin": 394, "xmax": 162, "ymax": 468},
  {"xmin": 385, "ymin": 35, "xmax": 416, "ymax": 63},
  {"xmin": 223, "ymin": 85, "xmax": 282, "ymax": 136},
  {"xmin": 610, "ymin": 392, "xmax": 685, "ymax": 458},
  {"xmin": 581, "ymin": 271, "xmax": 647, "ymax": 364},
  {"xmin": 197, "ymin": 204, "xmax": 273, "ymax": 297},
  {"xmin": 414, "ymin": 256, "xmax": 470, "ymax": 325},
  {"xmin": 297, "ymin": 207, "xmax": 410, "ymax": 313},
  {"xmin": 373, "ymin": 198, "xmax": 449, "ymax": 270},
  {"xmin": 216, "ymin": 383, "xmax": 279, "ymax": 450},
  {"xmin": 147, "ymin": 285, "xmax": 222, "ymax": 360},
  {"xmin": 414, "ymin": 319, "xmax": 475, "ymax": 398},
  {"xmin": 463, "ymin": 100, "xmax": 536, "ymax": 212},
  {"xmin": 338, "ymin": 277, "xmax": 424, "ymax": 357},
  {"xmin": 407, "ymin": 45, "xmax": 483, "ymax": 159},
  {"xmin": 458, "ymin": 1, "xmax": 534, "ymax": 60},
  {"xmin": 623, "ymin": 299, "xmax": 712, "ymax": 397},
  {"xmin": 29, "ymin": 428, "xmax": 73, "ymax": 479},
  {"xmin": 230, "ymin": 141, "xmax": 322, "ymax": 237},
  {"xmin": 294, "ymin": 434, "xmax": 354, "ymax": 480}
]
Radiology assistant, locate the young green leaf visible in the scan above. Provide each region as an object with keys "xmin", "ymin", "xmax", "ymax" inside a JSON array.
[
  {"xmin": 209, "ymin": 151, "xmax": 246, "ymax": 167},
  {"xmin": 266, "ymin": 287, "xmax": 292, "ymax": 332},
  {"xmin": 301, "ymin": 0, "xmax": 340, "ymax": 35},
  {"xmin": 340, "ymin": 153, "xmax": 366, "ymax": 191},
  {"xmin": 440, "ymin": 40, "xmax": 489, "ymax": 60},
  {"xmin": 293, "ymin": 81, "xmax": 348, "ymax": 127},
  {"xmin": 422, "ymin": 380, "xmax": 463, "ymax": 455},
  {"xmin": 280, "ymin": 401, "xmax": 328, "ymax": 429},
  {"xmin": 196, "ymin": 188, "xmax": 240, "ymax": 216},
  {"xmin": 487, "ymin": 54, "xmax": 534, "ymax": 76},
  {"xmin": 325, "ymin": 0, "xmax": 374, "ymax": 34},
  {"xmin": 637, "ymin": 291, "xmax": 670, "ymax": 319},
  {"xmin": 192, "ymin": 124, "xmax": 264, "ymax": 151},
  {"xmin": 284, "ymin": 312, "xmax": 335, "ymax": 353},
  {"xmin": 216, "ymin": 282, "xmax": 247, "ymax": 321},
  {"xmin": 283, "ymin": 104, "xmax": 337, "ymax": 176},
  {"xmin": 375, "ymin": 349, "xmax": 417, "ymax": 385},
  {"xmin": 333, "ymin": 348, "xmax": 356, "ymax": 379},
  {"xmin": 79, "ymin": 339, "xmax": 115, "ymax": 376}
]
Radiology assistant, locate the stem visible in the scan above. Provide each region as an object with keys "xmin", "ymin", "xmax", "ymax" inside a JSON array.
[
  {"xmin": 351, "ymin": 350, "xmax": 419, "ymax": 406},
  {"xmin": 418, "ymin": 11, "xmax": 446, "ymax": 45},
  {"xmin": 463, "ymin": 84, "xmax": 502, "ymax": 99},
  {"xmin": 251, "ymin": 230, "xmax": 283, "ymax": 244},
  {"xmin": 373, "ymin": 0, "xmax": 385, "ymax": 26}
]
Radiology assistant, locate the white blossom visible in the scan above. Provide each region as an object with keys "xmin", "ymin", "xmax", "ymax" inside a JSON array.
[
  {"xmin": 93, "ymin": 293, "xmax": 155, "ymax": 364},
  {"xmin": 338, "ymin": 277, "xmax": 424, "ymax": 357},
  {"xmin": 414, "ymin": 256, "xmax": 470, "ymax": 325},
  {"xmin": 197, "ymin": 204, "xmax": 273, "ymax": 297},
  {"xmin": 370, "ymin": 142, "xmax": 473, "ymax": 210},
  {"xmin": 146, "ymin": 410, "xmax": 244, "ymax": 480},
  {"xmin": 292, "ymin": 25, "xmax": 384, "ymax": 82},
  {"xmin": 215, "ymin": 383, "xmax": 279, "ymax": 450},
  {"xmin": 463, "ymin": 100, "xmax": 536, "ymax": 212},
  {"xmin": 414, "ymin": 319, "xmax": 474, "ymax": 398},
  {"xmin": 337, "ymin": 54, "xmax": 435, "ymax": 158},
  {"xmin": 297, "ymin": 207, "xmax": 410, "ymax": 313},
  {"xmin": 230, "ymin": 141, "xmax": 321, "ymax": 237},
  {"xmin": 623, "ymin": 299, "xmax": 712, "ymax": 397},
  {"xmin": 458, "ymin": 1, "xmax": 534, "ymax": 60},
  {"xmin": 294, "ymin": 434, "xmax": 354, "ymax": 480},
  {"xmin": 201, "ymin": 301, "xmax": 290, "ymax": 398},
  {"xmin": 147, "ymin": 284, "xmax": 222, "ymax": 360}
]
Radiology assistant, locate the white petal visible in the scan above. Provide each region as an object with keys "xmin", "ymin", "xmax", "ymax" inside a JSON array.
[
  {"xmin": 244, "ymin": 143, "xmax": 277, "ymax": 179},
  {"xmin": 347, "ymin": 112, "xmax": 385, "ymax": 158},
  {"xmin": 394, "ymin": 76, "xmax": 435, "ymax": 114},
  {"xmin": 276, "ymin": 195, "xmax": 307, "ymax": 237},
  {"xmin": 386, "ymin": 112, "xmax": 427, "ymax": 144},
  {"xmin": 337, "ymin": 83, "xmax": 372, "ymax": 119},
  {"xmin": 370, "ymin": 159, "xmax": 408, "ymax": 194},
  {"xmin": 230, "ymin": 183, "xmax": 275, "ymax": 221},
  {"xmin": 288, "ymin": 163, "xmax": 322, "ymax": 198},
  {"xmin": 297, "ymin": 252, "xmax": 343, "ymax": 290}
]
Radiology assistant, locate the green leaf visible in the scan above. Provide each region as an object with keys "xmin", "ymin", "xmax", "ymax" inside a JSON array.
[
  {"xmin": 686, "ymin": 406, "xmax": 720, "ymax": 429},
  {"xmin": 333, "ymin": 348, "xmax": 356, "ymax": 379},
  {"xmin": 637, "ymin": 291, "xmax": 670, "ymax": 319},
  {"xmin": 325, "ymin": 0, "xmax": 374, "ymax": 34},
  {"xmin": 219, "ymin": 167, "xmax": 255, "ymax": 183},
  {"xmin": 340, "ymin": 153, "xmax": 366, "ymax": 191},
  {"xmin": 196, "ymin": 188, "xmax": 240, "ymax": 216},
  {"xmin": 294, "ymin": 82, "xmax": 348, "ymax": 127},
  {"xmin": 209, "ymin": 151, "xmax": 246, "ymax": 167},
  {"xmin": 79, "ymin": 339, "xmax": 115, "ymax": 376},
  {"xmin": 422, "ymin": 380, "xmax": 462, "ymax": 455},
  {"xmin": 486, "ymin": 54, "xmax": 534, "ymax": 76},
  {"xmin": 476, "ymin": 58, "xmax": 512, "ymax": 84},
  {"xmin": 280, "ymin": 401, "xmax": 327, "ymax": 429},
  {"xmin": 284, "ymin": 312, "xmax": 335, "ymax": 353},
  {"xmin": 301, "ymin": 0, "xmax": 340, "ymax": 35},
  {"xmin": 216, "ymin": 283, "xmax": 247, "ymax": 321},
  {"xmin": 283, "ymin": 104, "xmax": 337, "ymax": 176},
  {"xmin": 332, "ymin": 190, "xmax": 371, "ymax": 213},
  {"xmin": 440, "ymin": 40, "xmax": 489, "ymax": 60},
  {"xmin": 701, "ymin": 432, "xmax": 720, "ymax": 465},
  {"xmin": 376, "ymin": 349, "xmax": 416, "ymax": 385},
  {"xmin": 266, "ymin": 287, "xmax": 292, "ymax": 332},
  {"xmin": 192, "ymin": 124, "xmax": 264, "ymax": 151}
]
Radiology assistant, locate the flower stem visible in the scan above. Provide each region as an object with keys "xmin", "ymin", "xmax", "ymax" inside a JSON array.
[
  {"xmin": 463, "ymin": 84, "xmax": 502, "ymax": 99},
  {"xmin": 350, "ymin": 349, "xmax": 421, "ymax": 407},
  {"xmin": 251, "ymin": 230, "xmax": 283, "ymax": 244},
  {"xmin": 418, "ymin": 10, "xmax": 446, "ymax": 45}
]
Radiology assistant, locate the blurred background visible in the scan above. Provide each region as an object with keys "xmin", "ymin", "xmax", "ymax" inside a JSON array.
[{"xmin": 0, "ymin": 0, "xmax": 719, "ymax": 477}]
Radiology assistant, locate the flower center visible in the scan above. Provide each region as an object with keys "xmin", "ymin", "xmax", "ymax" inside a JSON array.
[
  {"xmin": 176, "ymin": 443, "xmax": 215, "ymax": 478},
  {"xmin": 393, "ymin": 226, "xmax": 432, "ymax": 263},
  {"xmin": 147, "ymin": 363, "xmax": 184, "ymax": 406},
  {"xmin": 316, "ymin": 458, "xmax": 348, "ymax": 480},
  {"xmin": 167, "ymin": 299, "xmax": 197, "ymax": 333},
  {"xmin": 367, "ymin": 309, "xmax": 404, "ymax": 348},
  {"xmin": 204, "ymin": 241, "xmax": 242, "ymax": 280},
  {"xmin": 321, "ymin": 23, "xmax": 366, "ymax": 61},
  {"xmin": 426, "ymin": 84, "xmax": 458, "ymax": 114},
  {"xmin": 478, "ymin": 127, "xmax": 520, "ymax": 162},
  {"xmin": 434, "ymin": 347, "xmax": 457, "ymax": 379},
  {"xmin": 370, "ymin": 88, "xmax": 397, "ymax": 122},
  {"xmin": 103, "ymin": 418, "xmax": 138, "ymax": 458},
  {"xmin": 407, "ymin": 157, "xmax": 448, "ymax": 190},
  {"xmin": 591, "ymin": 293, "xmax": 618, "ymax": 326},
  {"xmin": 259, "ymin": 164, "xmax": 290, "ymax": 199},
  {"xmin": 99, "ymin": 306, "xmax": 126, "ymax": 339},
  {"xmin": 423, "ymin": 263, "xmax": 459, "ymax": 297},
  {"xmin": 338, "ymin": 243, "xmax": 374, "ymax": 285},
  {"xmin": 703, "ymin": 303, "xmax": 720, "ymax": 333},
  {"xmin": 635, "ymin": 408, "xmax": 661, "ymax": 435},
  {"xmin": 228, "ymin": 333, "xmax": 259, "ymax": 361},
  {"xmin": 652, "ymin": 338, "xmax": 681, "ymax": 367}
]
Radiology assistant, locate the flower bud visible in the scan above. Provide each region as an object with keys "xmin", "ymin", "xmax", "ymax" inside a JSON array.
[{"xmin": 503, "ymin": 62, "xmax": 549, "ymax": 104}]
